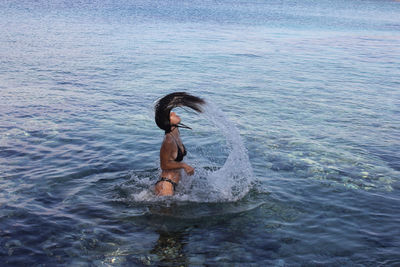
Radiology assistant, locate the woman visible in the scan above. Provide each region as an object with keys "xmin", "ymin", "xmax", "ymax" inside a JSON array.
[{"xmin": 154, "ymin": 92, "xmax": 205, "ymax": 196}]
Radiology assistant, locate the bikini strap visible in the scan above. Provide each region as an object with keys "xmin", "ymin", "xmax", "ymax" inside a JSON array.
[{"xmin": 169, "ymin": 132, "xmax": 183, "ymax": 150}]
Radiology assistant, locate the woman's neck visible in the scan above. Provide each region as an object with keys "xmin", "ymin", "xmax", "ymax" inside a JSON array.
[{"xmin": 170, "ymin": 126, "xmax": 179, "ymax": 136}]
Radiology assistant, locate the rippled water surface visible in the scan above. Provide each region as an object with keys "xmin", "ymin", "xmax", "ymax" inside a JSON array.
[{"xmin": 1, "ymin": 0, "xmax": 400, "ymax": 266}]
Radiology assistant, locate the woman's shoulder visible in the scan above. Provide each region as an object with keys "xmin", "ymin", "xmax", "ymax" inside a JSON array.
[
  {"xmin": 163, "ymin": 134, "xmax": 175, "ymax": 145},
  {"xmin": 161, "ymin": 134, "xmax": 177, "ymax": 153}
]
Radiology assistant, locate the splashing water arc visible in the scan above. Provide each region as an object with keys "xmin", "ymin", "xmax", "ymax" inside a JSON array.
[
  {"xmin": 131, "ymin": 101, "xmax": 254, "ymax": 203},
  {"xmin": 166, "ymin": 101, "xmax": 254, "ymax": 203},
  {"xmin": 197, "ymin": 102, "xmax": 254, "ymax": 202}
]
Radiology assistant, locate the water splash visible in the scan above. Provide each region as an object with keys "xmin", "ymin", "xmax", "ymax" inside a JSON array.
[
  {"xmin": 181, "ymin": 102, "xmax": 254, "ymax": 202},
  {"xmin": 127, "ymin": 101, "xmax": 254, "ymax": 203}
]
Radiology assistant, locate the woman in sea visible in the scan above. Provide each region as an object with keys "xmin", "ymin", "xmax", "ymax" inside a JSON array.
[{"xmin": 154, "ymin": 92, "xmax": 205, "ymax": 196}]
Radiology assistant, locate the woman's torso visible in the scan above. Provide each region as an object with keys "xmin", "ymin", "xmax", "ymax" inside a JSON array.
[{"xmin": 160, "ymin": 133, "xmax": 186, "ymax": 183}]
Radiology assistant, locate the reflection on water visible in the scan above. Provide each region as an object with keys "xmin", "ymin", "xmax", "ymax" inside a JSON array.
[{"xmin": 151, "ymin": 230, "xmax": 187, "ymax": 266}]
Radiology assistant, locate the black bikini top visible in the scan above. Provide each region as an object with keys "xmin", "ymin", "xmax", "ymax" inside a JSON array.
[
  {"xmin": 169, "ymin": 133, "xmax": 187, "ymax": 162},
  {"xmin": 175, "ymin": 143, "xmax": 186, "ymax": 162}
]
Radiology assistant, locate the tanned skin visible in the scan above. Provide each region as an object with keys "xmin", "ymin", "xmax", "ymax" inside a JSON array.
[{"xmin": 155, "ymin": 112, "xmax": 194, "ymax": 196}]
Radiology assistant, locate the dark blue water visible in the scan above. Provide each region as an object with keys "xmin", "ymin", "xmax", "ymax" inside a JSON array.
[{"xmin": 1, "ymin": 0, "xmax": 400, "ymax": 265}]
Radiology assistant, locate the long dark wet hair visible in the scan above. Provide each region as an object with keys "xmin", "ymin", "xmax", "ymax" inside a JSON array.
[{"xmin": 155, "ymin": 92, "xmax": 205, "ymax": 133}]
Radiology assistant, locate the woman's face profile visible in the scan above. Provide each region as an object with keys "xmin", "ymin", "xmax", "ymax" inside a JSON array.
[{"xmin": 170, "ymin": 111, "xmax": 181, "ymax": 125}]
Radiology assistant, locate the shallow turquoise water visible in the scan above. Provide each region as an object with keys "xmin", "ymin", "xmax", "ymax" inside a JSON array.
[{"xmin": 1, "ymin": 0, "xmax": 400, "ymax": 266}]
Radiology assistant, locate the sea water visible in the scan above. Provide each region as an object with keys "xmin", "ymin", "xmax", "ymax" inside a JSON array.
[{"xmin": 1, "ymin": 0, "xmax": 400, "ymax": 265}]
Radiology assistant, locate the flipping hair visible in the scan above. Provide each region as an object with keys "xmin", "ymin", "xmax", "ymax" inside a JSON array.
[{"xmin": 155, "ymin": 92, "xmax": 205, "ymax": 133}]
